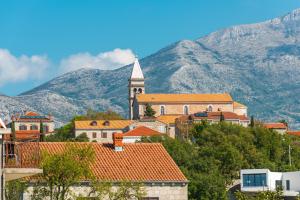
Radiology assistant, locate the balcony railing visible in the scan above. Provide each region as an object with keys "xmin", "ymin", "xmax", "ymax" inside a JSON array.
[{"xmin": 4, "ymin": 141, "xmax": 40, "ymax": 168}]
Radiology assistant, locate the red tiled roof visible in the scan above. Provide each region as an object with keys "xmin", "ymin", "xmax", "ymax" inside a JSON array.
[
  {"xmin": 123, "ymin": 126, "xmax": 162, "ymax": 137},
  {"xmin": 25, "ymin": 111, "xmax": 39, "ymax": 116},
  {"xmin": 4, "ymin": 130, "xmax": 41, "ymax": 141},
  {"xmin": 264, "ymin": 123, "xmax": 287, "ymax": 129},
  {"xmin": 287, "ymin": 131, "xmax": 300, "ymax": 136},
  {"xmin": 20, "ymin": 142, "xmax": 187, "ymax": 182}
]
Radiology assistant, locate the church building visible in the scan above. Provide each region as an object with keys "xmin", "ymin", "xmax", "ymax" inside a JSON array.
[{"xmin": 128, "ymin": 59, "xmax": 247, "ymax": 120}]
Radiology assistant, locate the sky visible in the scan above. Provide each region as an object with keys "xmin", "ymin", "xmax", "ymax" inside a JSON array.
[{"xmin": 1, "ymin": 0, "xmax": 300, "ymax": 96}]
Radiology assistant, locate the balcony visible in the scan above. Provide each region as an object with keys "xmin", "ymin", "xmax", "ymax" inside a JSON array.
[{"xmin": 3, "ymin": 141, "xmax": 42, "ymax": 181}]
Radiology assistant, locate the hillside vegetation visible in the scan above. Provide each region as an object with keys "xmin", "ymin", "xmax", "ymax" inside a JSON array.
[{"xmin": 143, "ymin": 122, "xmax": 300, "ymax": 200}]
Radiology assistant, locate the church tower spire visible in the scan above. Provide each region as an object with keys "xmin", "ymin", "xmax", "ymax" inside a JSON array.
[{"xmin": 128, "ymin": 57, "xmax": 145, "ymax": 119}]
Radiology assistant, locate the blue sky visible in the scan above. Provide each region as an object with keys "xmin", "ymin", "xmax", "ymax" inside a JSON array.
[{"xmin": 1, "ymin": 0, "xmax": 300, "ymax": 96}]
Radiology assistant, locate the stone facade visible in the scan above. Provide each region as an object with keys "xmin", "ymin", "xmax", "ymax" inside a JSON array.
[{"xmin": 23, "ymin": 183, "xmax": 188, "ymax": 200}]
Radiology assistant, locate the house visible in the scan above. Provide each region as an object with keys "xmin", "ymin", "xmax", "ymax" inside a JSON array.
[
  {"xmin": 241, "ymin": 169, "xmax": 300, "ymax": 197},
  {"xmin": 8, "ymin": 111, "xmax": 54, "ymax": 141},
  {"xmin": 156, "ymin": 115, "xmax": 182, "ymax": 138},
  {"xmin": 21, "ymin": 134, "xmax": 188, "ymax": 200},
  {"xmin": 287, "ymin": 131, "xmax": 300, "ymax": 137},
  {"xmin": 0, "ymin": 118, "xmax": 43, "ymax": 199},
  {"xmin": 263, "ymin": 123, "xmax": 288, "ymax": 134},
  {"xmin": 128, "ymin": 58, "xmax": 248, "ymax": 120},
  {"xmin": 74, "ymin": 120, "xmax": 133, "ymax": 142},
  {"xmin": 129, "ymin": 117, "xmax": 168, "ymax": 134},
  {"xmin": 122, "ymin": 126, "xmax": 163, "ymax": 143}
]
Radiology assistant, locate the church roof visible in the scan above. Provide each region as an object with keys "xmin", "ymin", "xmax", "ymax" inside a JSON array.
[
  {"xmin": 136, "ymin": 93, "xmax": 233, "ymax": 103},
  {"xmin": 233, "ymin": 101, "xmax": 247, "ymax": 108},
  {"xmin": 130, "ymin": 58, "xmax": 144, "ymax": 79}
]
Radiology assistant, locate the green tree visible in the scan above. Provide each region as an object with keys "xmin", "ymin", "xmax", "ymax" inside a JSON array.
[
  {"xmin": 5, "ymin": 180, "xmax": 27, "ymax": 200},
  {"xmin": 250, "ymin": 116, "xmax": 255, "ymax": 127},
  {"xmin": 144, "ymin": 103, "xmax": 156, "ymax": 117},
  {"xmin": 75, "ymin": 133, "xmax": 89, "ymax": 142},
  {"xmin": 32, "ymin": 144, "xmax": 95, "ymax": 200},
  {"xmin": 40, "ymin": 121, "xmax": 45, "ymax": 142},
  {"xmin": 10, "ymin": 121, "xmax": 16, "ymax": 141}
]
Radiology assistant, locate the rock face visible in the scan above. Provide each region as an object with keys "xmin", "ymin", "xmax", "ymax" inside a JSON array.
[{"xmin": 2, "ymin": 9, "xmax": 300, "ymax": 128}]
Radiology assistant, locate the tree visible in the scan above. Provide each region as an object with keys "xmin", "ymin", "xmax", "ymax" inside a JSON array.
[
  {"xmin": 10, "ymin": 121, "xmax": 16, "ymax": 141},
  {"xmin": 32, "ymin": 144, "xmax": 95, "ymax": 200},
  {"xmin": 235, "ymin": 188, "xmax": 284, "ymax": 200},
  {"xmin": 75, "ymin": 133, "xmax": 89, "ymax": 142},
  {"xmin": 144, "ymin": 103, "xmax": 156, "ymax": 117},
  {"xmin": 5, "ymin": 180, "xmax": 27, "ymax": 200},
  {"xmin": 220, "ymin": 112, "xmax": 225, "ymax": 122},
  {"xmin": 40, "ymin": 121, "xmax": 45, "ymax": 142},
  {"xmin": 250, "ymin": 116, "xmax": 255, "ymax": 127}
]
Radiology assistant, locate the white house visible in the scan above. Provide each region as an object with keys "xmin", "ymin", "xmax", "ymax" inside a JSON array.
[{"xmin": 241, "ymin": 169, "xmax": 300, "ymax": 197}]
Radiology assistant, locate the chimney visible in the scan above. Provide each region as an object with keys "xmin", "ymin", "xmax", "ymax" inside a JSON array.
[{"xmin": 113, "ymin": 132, "xmax": 124, "ymax": 152}]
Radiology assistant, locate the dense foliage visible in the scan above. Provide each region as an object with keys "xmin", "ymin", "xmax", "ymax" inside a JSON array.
[
  {"xmin": 45, "ymin": 110, "xmax": 123, "ymax": 142},
  {"xmin": 143, "ymin": 122, "xmax": 300, "ymax": 200}
]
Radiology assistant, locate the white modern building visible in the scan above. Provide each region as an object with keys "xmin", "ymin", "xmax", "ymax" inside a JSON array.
[{"xmin": 241, "ymin": 169, "xmax": 300, "ymax": 197}]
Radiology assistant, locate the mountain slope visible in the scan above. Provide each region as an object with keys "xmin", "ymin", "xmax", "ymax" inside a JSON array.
[{"xmin": 7, "ymin": 8, "xmax": 300, "ymax": 128}]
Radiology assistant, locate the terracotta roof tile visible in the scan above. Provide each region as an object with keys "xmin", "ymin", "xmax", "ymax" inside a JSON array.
[
  {"xmin": 192, "ymin": 112, "xmax": 249, "ymax": 121},
  {"xmin": 287, "ymin": 131, "xmax": 300, "ymax": 136},
  {"xmin": 233, "ymin": 101, "xmax": 247, "ymax": 108},
  {"xmin": 25, "ymin": 111, "xmax": 39, "ymax": 116},
  {"xmin": 20, "ymin": 142, "xmax": 187, "ymax": 182},
  {"xmin": 75, "ymin": 120, "xmax": 133, "ymax": 130},
  {"xmin": 264, "ymin": 123, "xmax": 287, "ymax": 129},
  {"xmin": 156, "ymin": 115, "xmax": 182, "ymax": 125},
  {"xmin": 136, "ymin": 93, "xmax": 233, "ymax": 103},
  {"xmin": 123, "ymin": 126, "xmax": 162, "ymax": 137}
]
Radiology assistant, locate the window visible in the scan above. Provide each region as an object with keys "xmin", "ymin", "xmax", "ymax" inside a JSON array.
[
  {"xmin": 286, "ymin": 180, "xmax": 290, "ymax": 191},
  {"xmin": 30, "ymin": 125, "xmax": 38, "ymax": 130},
  {"xmin": 90, "ymin": 121, "xmax": 97, "ymax": 126},
  {"xmin": 138, "ymin": 88, "xmax": 143, "ymax": 93},
  {"xmin": 101, "ymin": 132, "xmax": 107, "ymax": 138},
  {"xmin": 275, "ymin": 180, "xmax": 282, "ymax": 189},
  {"xmin": 43, "ymin": 125, "xmax": 49, "ymax": 133},
  {"xmin": 19, "ymin": 125, "xmax": 27, "ymax": 130},
  {"xmin": 160, "ymin": 106, "xmax": 165, "ymax": 115},
  {"xmin": 243, "ymin": 173, "xmax": 267, "ymax": 187},
  {"xmin": 92, "ymin": 132, "xmax": 97, "ymax": 139},
  {"xmin": 183, "ymin": 105, "xmax": 189, "ymax": 115},
  {"xmin": 133, "ymin": 88, "xmax": 137, "ymax": 93},
  {"xmin": 103, "ymin": 121, "xmax": 110, "ymax": 126},
  {"xmin": 207, "ymin": 105, "xmax": 213, "ymax": 112}
]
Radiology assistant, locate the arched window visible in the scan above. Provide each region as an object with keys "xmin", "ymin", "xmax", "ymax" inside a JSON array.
[
  {"xmin": 19, "ymin": 125, "xmax": 27, "ymax": 130},
  {"xmin": 90, "ymin": 121, "xmax": 97, "ymax": 126},
  {"xmin": 133, "ymin": 88, "xmax": 137, "ymax": 93},
  {"xmin": 207, "ymin": 105, "xmax": 213, "ymax": 112},
  {"xmin": 103, "ymin": 121, "xmax": 110, "ymax": 126},
  {"xmin": 160, "ymin": 106, "xmax": 165, "ymax": 115},
  {"xmin": 138, "ymin": 88, "xmax": 143, "ymax": 93},
  {"xmin": 30, "ymin": 125, "xmax": 38, "ymax": 130},
  {"xmin": 184, "ymin": 105, "xmax": 189, "ymax": 115}
]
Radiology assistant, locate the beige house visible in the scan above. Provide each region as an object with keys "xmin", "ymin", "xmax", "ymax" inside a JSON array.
[
  {"xmin": 8, "ymin": 111, "xmax": 54, "ymax": 141},
  {"xmin": 74, "ymin": 120, "xmax": 133, "ymax": 142},
  {"xmin": 21, "ymin": 135, "xmax": 188, "ymax": 200},
  {"xmin": 128, "ymin": 59, "xmax": 248, "ymax": 121},
  {"xmin": 264, "ymin": 123, "xmax": 288, "ymax": 134}
]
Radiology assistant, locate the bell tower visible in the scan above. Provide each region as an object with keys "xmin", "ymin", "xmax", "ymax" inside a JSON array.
[{"xmin": 128, "ymin": 57, "xmax": 145, "ymax": 119}]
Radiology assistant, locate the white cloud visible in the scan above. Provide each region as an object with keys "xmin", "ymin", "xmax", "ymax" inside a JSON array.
[
  {"xmin": 59, "ymin": 48, "xmax": 135, "ymax": 73},
  {"xmin": 0, "ymin": 49, "xmax": 49, "ymax": 86}
]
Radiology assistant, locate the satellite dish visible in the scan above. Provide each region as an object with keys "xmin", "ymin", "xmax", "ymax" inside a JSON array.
[{"xmin": 0, "ymin": 118, "xmax": 7, "ymax": 129}]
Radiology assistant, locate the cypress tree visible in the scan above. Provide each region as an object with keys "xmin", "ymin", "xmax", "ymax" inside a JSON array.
[
  {"xmin": 250, "ymin": 115, "xmax": 255, "ymax": 127},
  {"xmin": 11, "ymin": 121, "xmax": 16, "ymax": 141},
  {"xmin": 144, "ymin": 103, "xmax": 156, "ymax": 117},
  {"xmin": 40, "ymin": 121, "xmax": 45, "ymax": 142}
]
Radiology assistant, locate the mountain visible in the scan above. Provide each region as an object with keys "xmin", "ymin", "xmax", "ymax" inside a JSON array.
[{"xmin": 4, "ymin": 9, "xmax": 300, "ymax": 128}]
